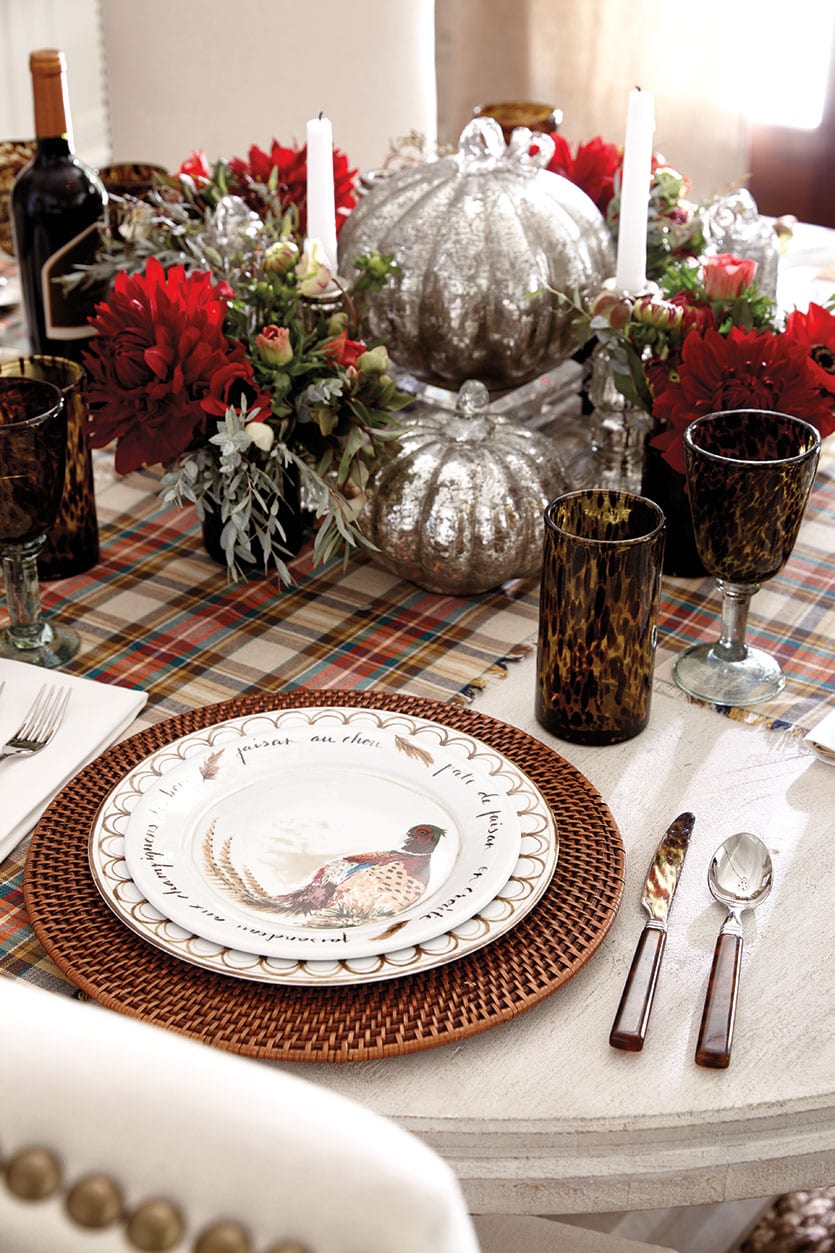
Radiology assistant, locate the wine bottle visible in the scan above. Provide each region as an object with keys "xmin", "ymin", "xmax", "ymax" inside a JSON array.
[{"xmin": 11, "ymin": 49, "xmax": 107, "ymax": 364}]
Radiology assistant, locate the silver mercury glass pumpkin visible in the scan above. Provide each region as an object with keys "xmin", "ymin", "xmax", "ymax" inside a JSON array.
[
  {"xmin": 360, "ymin": 381, "xmax": 570, "ymax": 595},
  {"xmin": 338, "ymin": 118, "xmax": 615, "ymax": 390}
]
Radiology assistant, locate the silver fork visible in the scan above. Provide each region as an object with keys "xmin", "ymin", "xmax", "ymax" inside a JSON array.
[{"xmin": 0, "ymin": 684, "xmax": 71, "ymax": 762}]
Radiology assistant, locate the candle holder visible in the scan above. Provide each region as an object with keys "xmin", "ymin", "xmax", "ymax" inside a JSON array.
[
  {"xmin": 300, "ymin": 276, "xmax": 348, "ymax": 336},
  {"xmin": 585, "ymin": 342, "xmax": 651, "ymax": 493}
]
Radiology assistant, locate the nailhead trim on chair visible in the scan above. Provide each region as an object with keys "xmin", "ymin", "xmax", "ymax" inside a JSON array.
[
  {"xmin": 2, "ymin": 1145, "xmax": 312, "ymax": 1253},
  {"xmin": 66, "ymin": 1172, "xmax": 125, "ymax": 1228}
]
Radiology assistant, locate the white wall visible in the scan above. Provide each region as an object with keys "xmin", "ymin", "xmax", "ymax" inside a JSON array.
[
  {"xmin": 100, "ymin": 0, "xmax": 437, "ymax": 175},
  {"xmin": 435, "ymin": 0, "xmax": 752, "ymax": 205},
  {"xmin": 0, "ymin": 0, "xmax": 110, "ymax": 168}
]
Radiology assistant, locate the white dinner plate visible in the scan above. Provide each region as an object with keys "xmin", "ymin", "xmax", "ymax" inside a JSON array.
[
  {"xmin": 120, "ymin": 723, "xmax": 522, "ymax": 961},
  {"xmin": 90, "ymin": 706, "xmax": 558, "ymax": 985}
]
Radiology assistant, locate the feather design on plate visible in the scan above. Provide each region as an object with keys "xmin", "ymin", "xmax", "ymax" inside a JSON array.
[
  {"xmin": 199, "ymin": 748, "xmax": 225, "ymax": 781},
  {"xmin": 394, "ymin": 735, "xmax": 434, "ymax": 766}
]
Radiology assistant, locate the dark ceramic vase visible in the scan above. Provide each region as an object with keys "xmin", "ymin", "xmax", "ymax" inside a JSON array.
[
  {"xmin": 641, "ymin": 439, "xmax": 706, "ymax": 578},
  {"xmin": 200, "ymin": 464, "xmax": 304, "ymax": 578}
]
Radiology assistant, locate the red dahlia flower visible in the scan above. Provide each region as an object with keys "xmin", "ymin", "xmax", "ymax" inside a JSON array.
[
  {"xmin": 650, "ymin": 326, "xmax": 835, "ymax": 473},
  {"xmin": 784, "ymin": 301, "xmax": 835, "ymax": 396},
  {"xmin": 228, "ymin": 139, "xmax": 358, "ymax": 235},
  {"xmin": 83, "ymin": 256, "xmax": 270, "ymax": 474},
  {"xmin": 545, "ymin": 135, "xmax": 621, "ymax": 214}
]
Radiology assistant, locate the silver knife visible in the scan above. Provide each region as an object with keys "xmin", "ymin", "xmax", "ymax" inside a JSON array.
[{"xmin": 609, "ymin": 812, "xmax": 696, "ymax": 1052}]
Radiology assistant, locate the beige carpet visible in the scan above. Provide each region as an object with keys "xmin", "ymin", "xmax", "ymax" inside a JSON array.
[{"xmin": 738, "ymin": 1189, "xmax": 835, "ymax": 1252}]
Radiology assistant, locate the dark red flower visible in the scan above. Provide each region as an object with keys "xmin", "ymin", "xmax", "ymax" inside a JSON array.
[
  {"xmin": 784, "ymin": 302, "xmax": 835, "ymax": 396},
  {"xmin": 200, "ymin": 358, "xmax": 271, "ymax": 419},
  {"xmin": 321, "ymin": 329, "xmax": 367, "ymax": 369},
  {"xmin": 545, "ymin": 135, "xmax": 621, "ymax": 214},
  {"xmin": 83, "ymin": 257, "xmax": 268, "ymax": 473},
  {"xmin": 227, "ymin": 139, "xmax": 357, "ymax": 235},
  {"xmin": 650, "ymin": 327, "xmax": 835, "ymax": 473},
  {"xmin": 668, "ymin": 291, "xmax": 717, "ymax": 335},
  {"xmin": 645, "ymin": 354, "xmax": 680, "ymax": 402}
]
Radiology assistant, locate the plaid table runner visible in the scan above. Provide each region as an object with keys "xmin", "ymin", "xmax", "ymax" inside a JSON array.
[{"xmin": 32, "ymin": 436, "xmax": 835, "ymax": 733}]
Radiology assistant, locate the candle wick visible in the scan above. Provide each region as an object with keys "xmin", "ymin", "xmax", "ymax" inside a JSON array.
[{"xmin": 318, "ymin": 110, "xmax": 323, "ymax": 120}]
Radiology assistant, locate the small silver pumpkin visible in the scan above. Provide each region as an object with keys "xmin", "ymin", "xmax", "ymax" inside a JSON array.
[
  {"xmin": 338, "ymin": 118, "xmax": 614, "ymax": 390},
  {"xmin": 361, "ymin": 381, "xmax": 571, "ymax": 595}
]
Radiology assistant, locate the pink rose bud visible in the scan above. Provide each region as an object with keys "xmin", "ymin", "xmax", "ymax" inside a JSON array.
[
  {"xmin": 263, "ymin": 239, "xmax": 299, "ymax": 275},
  {"xmin": 702, "ymin": 253, "xmax": 758, "ymax": 301},
  {"xmin": 256, "ymin": 324, "xmax": 293, "ymax": 367}
]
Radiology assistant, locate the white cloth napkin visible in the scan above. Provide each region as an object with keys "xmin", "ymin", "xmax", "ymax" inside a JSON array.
[
  {"xmin": 803, "ymin": 706, "xmax": 835, "ymax": 765},
  {"xmin": 0, "ymin": 659, "xmax": 147, "ymax": 861}
]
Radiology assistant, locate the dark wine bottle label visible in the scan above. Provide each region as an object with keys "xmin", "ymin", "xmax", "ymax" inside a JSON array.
[{"xmin": 41, "ymin": 222, "xmax": 100, "ymax": 340}]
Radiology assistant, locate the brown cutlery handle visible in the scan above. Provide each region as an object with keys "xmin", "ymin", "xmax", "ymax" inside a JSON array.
[
  {"xmin": 695, "ymin": 930, "xmax": 742, "ymax": 1069},
  {"xmin": 609, "ymin": 924, "xmax": 667, "ymax": 1052}
]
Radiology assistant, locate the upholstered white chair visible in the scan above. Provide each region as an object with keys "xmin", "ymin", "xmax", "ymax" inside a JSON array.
[
  {"xmin": 0, "ymin": 977, "xmax": 677, "ymax": 1253},
  {"xmin": 0, "ymin": 977, "xmax": 479, "ymax": 1253}
]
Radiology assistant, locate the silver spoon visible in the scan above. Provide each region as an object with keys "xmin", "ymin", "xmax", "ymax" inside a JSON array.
[{"xmin": 695, "ymin": 832, "xmax": 774, "ymax": 1069}]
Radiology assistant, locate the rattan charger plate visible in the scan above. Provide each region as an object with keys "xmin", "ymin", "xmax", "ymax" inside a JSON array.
[{"xmin": 24, "ymin": 690, "xmax": 625, "ymax": 1063}]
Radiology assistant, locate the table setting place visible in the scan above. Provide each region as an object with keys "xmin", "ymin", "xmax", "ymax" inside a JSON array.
[{"xmin": 1, "ymin": 52, "xmax": 834, "ymax": 1236}]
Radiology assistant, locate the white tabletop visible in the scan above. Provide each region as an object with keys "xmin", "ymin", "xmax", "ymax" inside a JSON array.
[{"xmin": 284, "ymin": 654, "xmax": 835, "ymax": 1215}]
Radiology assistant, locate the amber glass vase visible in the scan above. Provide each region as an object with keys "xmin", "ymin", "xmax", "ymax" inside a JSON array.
[
  {"xmin": 641, "ymin": 439, "xmax": 706, "ymax": 577},
  {"xmin": 200, "ymin": 463, "xmax": 304, "ymax": 579}
]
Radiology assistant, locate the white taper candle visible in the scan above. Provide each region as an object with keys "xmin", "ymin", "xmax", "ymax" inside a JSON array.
[
  {"xmin": 305, "ymin": 113, "xmax": 338, "ymax": 274},
  {"xmin": 614, "ymin": 88, "xmax": 656, "ymax": 294}
]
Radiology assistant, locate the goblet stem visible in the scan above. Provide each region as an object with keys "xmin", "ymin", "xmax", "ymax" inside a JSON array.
[
  {"xmin": 1, "ymin": 537, "xmax": 52, "ymax": 650},
  {"xmin": 673, "ymin": 576, "xmax": 783, "ymax": 706},
  {"xmin": 0, "ymin": 536, "xmax": 80, "ymax": 667},
  {"xmin": 713, "ymin": 580, "xmax": 759, "ymax": 663}
]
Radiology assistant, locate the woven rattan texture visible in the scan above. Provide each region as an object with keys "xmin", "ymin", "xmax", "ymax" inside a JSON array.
[{"xmin": 24, "ymin": 690, "xmax": 624, "ymax": 1063}]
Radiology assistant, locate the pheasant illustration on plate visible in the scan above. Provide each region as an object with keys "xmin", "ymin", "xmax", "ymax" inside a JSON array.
[{"xmin": 203, "ymin": 821, "xmax": 446, "ymax": 927}]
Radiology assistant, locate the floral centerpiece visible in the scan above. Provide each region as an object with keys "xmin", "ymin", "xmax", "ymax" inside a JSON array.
[
  {"xmin": 76, "ymin": 139, "xmax": 409, "ymax": 584},
  {"xmin": 559, "ymin": 251, "xmax": 835, "ymax": 572},
  {"xmin": 585, "ymin": 254, "xmax": 835, "ymax": 466},
  {"xmin": 543, "ymin": 134, "xmax": 705, "ymax": 278}
]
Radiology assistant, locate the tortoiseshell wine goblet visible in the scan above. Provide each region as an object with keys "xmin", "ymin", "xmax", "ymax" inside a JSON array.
[
  {"xmin": 674, "ymin": 410, "xmax": 821, "ymax": 706},
  {"xmin": 0, "ymin": 377, "xmax": 80, "ymax": 667}
]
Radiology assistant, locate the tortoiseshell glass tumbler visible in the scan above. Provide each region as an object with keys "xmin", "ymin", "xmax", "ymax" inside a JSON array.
[
  {"xmin": 674, "ymin": 409, "xmax": 821, "ymax": 707},
  {"xmin": 536, "ymin": 490, "xmax": 666, "ymax": 745}
]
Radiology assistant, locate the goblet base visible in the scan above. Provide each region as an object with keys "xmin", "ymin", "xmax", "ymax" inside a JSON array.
[
  {"xmin": 673, "ymin": 641, "xmax": 785, "ymax": 707},
  {"xmin": 0, "ymin": 621, "xmax": 80, "ymax": 669}
]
